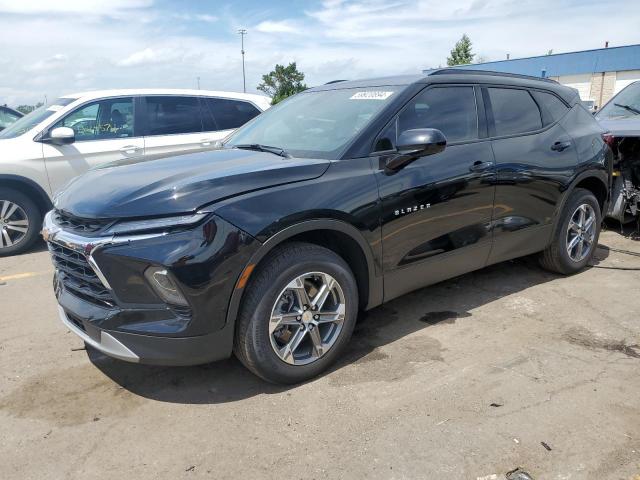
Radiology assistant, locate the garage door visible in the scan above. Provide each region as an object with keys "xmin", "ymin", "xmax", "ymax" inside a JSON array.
[
  {"xmin": 558, "ymin": 73, "xmax": 592, "ymax": 100},
  {"xmin": 615, "ymin": 70, "xmax": 640, "ymax": 94}
]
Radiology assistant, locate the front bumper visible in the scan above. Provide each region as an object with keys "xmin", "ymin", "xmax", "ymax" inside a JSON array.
[{"xmin": 43, "ymin": 210, "xmax": 258, "ymax": 365}]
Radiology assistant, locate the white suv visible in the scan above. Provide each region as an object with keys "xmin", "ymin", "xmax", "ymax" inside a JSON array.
[{"xmin": 0, "ymin": 89, "xmax": 271, "ymax": 256}]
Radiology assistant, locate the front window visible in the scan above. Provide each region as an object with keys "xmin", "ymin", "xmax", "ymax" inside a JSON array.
[
  {"xmin": 52, "ymin": 97, "xmax": 134, "ymax": 141},
  {"xmin": 0, "ymin": 98, "xmax": 76, "ymax": 139},
  {"xmin": 226, "ymin": 86, "xmax": 403, "ymax": 159},
  {"xmin": 597, "ymin": 82, "xmax": 640, "ymax": 119}
]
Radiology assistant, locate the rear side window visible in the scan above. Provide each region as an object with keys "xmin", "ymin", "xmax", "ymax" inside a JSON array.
[
  {"xmin": 531, "ymin": 90, "xmax": 570, "ymax": 124},
  {"xmin": 144, "ymin": 96, "xmax": 203, "ymax": 135},
  {"xmin": 398, "ymin": 86, "xmax": 478, "ymax": 143},
  {"xmin": 206, "ymin": 98, "xmax": 260, "ymax": 130},
  {"xmin": 488, "ymin": 88, "xmax": 542, "ymax": 136}
]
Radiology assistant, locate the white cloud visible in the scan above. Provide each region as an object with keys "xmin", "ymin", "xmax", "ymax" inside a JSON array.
[
  {"xmin": 0, "ymin": 0, "xmax": 152, "ymax": 16},
  {"xmin": 172, "ymin": 13, "xmax": 218, "ymax": 23},
  {"xmin": 25, "ymin": 53, "xmax": 68, "ymax": 72},
  {"xmin": 195, "ymin": 14, "xmax": 218, "ymax": 23},
  {"xmin": 255, "ymin": 20, "xmax": 300, "ymax": 34},
  {"xmin": 1, "ymin": 0, "xmax": 640, "ymax": 106}
]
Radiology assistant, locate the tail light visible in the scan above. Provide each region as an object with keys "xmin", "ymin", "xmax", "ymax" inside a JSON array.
[{"xmin": 602, "ymin": 134, "xmax": 615, "ymax": 147}]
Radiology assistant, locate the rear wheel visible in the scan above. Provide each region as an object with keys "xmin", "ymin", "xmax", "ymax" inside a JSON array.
[
  {"xmin": 0, "ymin": 188, "xmax": 42, "ymax": 257},
  {"xmin": 539, "ymin": 188, "xmax": 601, "ymax": 274},
  {"xmin": 234, "ymin": 242, "xmax": 358, "ymax": 384}
]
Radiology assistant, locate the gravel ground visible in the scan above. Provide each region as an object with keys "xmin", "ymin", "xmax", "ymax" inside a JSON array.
[{"xmin": 1, "ymin": 229, "xmax": 639, "ymax": 480}]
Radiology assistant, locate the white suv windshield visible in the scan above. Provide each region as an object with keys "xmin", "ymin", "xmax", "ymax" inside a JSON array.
[
  {"xmin": 0, "ymin": 98, "xmax": 77, "ymax": 139},
  {"xmin": 226, "ymin": 87, "xmax": 402, "ymax": 159}
]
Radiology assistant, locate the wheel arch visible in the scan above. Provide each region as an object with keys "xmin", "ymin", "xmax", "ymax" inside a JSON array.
[
  {"xmin": 549, "ymin": 171, "xmax": 609, "ymax": 245},
  {"xmin": 0, "ymin": 174, "xmax": 52, "ymax": 215},
  {"xmin": 224, "ymin": 219, "xmax": 383, "ymax": 330}
]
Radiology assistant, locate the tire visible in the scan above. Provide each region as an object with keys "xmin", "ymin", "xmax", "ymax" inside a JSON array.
[
  {"xmin": 539, "ymin": 188, "xmax": 601, "ymax": 274},
  {"xmin": 0, "ymin": 188, "xmax": 42, "ymax": 257},
  {"xmin": 234, "ymin": 242, "xmax": 359, "ymax": 384}
]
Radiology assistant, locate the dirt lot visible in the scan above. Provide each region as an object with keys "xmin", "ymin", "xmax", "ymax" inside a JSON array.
[{"xmin": 1, "ymin": 229, "xmax": 640, "ymax": 480}]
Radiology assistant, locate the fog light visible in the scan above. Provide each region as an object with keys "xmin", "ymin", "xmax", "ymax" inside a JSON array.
[{"xmin": 144, "ymin": 267, "xmax": 188, "ymax": 306}]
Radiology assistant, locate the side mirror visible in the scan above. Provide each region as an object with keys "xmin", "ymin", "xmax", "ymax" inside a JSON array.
[
  {"xmin": 385, "ymin": 128, "xmax": 447, "ymax": 171},
  {"xmin": 47, "ymin": 127, "xmax": 75, "ymax": 145}
]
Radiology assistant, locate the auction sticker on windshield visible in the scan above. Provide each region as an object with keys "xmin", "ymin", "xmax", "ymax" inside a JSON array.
[{"xmin": 350, "ymin": 91, "xmax": 394, "ymax": 100}]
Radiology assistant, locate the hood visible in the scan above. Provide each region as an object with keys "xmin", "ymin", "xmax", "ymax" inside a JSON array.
[
  {"xmin": 596, "ymin": 116, "xmax": 640, "ymax": 137},
  {"xmin": 54, "ymin": 148, "xmax": 331, "ymax": 219}
]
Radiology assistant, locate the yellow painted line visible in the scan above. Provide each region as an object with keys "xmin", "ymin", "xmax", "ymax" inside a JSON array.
[{"xmin": 0, "ymin": 271, "xmax": 52, "ymax": 282}]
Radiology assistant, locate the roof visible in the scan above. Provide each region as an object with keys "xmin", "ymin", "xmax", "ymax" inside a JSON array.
[
  {"xmin": 60, "ymin": 88, "xmax": 272, "ymax": 109},
  {"xmin": 310, "ymin": 69, "xmax": 578, "ymax": 103},
  {"xmin": 427, "ymin": 44, "xmax": 640, "ymax": 78}
]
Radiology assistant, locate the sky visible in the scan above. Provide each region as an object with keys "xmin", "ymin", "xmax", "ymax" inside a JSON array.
[{"xmin": 0, "ymin": 0, "xmax": 639, "ymax": 105}]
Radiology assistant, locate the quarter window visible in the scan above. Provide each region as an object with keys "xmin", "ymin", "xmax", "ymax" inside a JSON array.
[
  {"xmin": 488, "ymin": 88, "xmax": 542, "ymax": 136},
  {"xmin": 53, "ymin": 97, "xmax": 134, "ymax": 141},
  {"xmin": 398, "ymin": 87, "xmax": 478, "ymax": 143},
  {"xmin": 0, "ymin": 108, "xmax": 21, "ymax": 129},
  {"xmin": 207, "ymin": 98, "xmax": 261, "ymax": 130},
  {"xmin": 531, "ymin": 90, "xmax": 570, "ymax": 124},
  {"xmin": 144, "ymin": 96, "xmax": 203, "ymax": 135}
]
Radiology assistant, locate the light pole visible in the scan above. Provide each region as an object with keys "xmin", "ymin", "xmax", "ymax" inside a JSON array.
[{"xmin": 238, "ymin": 28, "xmax": 247, "ymax": 93}]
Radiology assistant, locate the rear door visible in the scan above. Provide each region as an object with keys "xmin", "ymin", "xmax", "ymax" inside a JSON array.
[
  {"xmin": 141, "ymin": 95, "xmax": 212, "ymax": 159},
  {"xmin": 486, "ymin": 86, "xmax": 578, "ymax": 263},
  {"xmin": 42, "ymin": 96, "xmax": 142, "ymax": 194},
  {"xmin": 374, "ymin": 84, "xmax": 497, "ymax": 301}
]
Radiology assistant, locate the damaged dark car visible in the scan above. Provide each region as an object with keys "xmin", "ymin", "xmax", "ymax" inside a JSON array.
[{"xmin": 596, "ymin": 81, "xmax": 640, "ymax": 225}]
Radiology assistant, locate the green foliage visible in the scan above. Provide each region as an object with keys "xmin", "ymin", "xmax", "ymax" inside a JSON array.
[
  {"xmin": 16, "ymin": 102, "xmax": 43, "ymax": 115},
  {"xmin": 257, "ymin": 62, "xmax": 307, "ymax": 104},
  {"xmin": 447, "ymin": 34, "xmax": 475, "ymax": 66}
]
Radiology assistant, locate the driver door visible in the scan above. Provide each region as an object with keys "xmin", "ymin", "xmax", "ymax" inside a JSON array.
[
  {"xmin": 374, "ymin": 85, "xmax": 497, "ymax": 301},
  {"xmin": 42, "ymin": 96, "xmax": 144, "ymax": 194}
]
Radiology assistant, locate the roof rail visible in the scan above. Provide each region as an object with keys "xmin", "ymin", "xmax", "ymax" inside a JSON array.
[
  {"xmin": 325, "ymin": 79, "xmax": 349, "ymax": 84},
  {"xmin": 429, "ymin": 68, "xmax": 558, "ymax": 84}
]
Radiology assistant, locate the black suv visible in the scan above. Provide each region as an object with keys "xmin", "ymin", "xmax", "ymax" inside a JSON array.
[{"xmin": 43, "ymin": 70, "xmax": 611, "ymax": 384}]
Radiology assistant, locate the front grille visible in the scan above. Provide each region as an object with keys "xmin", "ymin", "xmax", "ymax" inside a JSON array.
[
  {"xmin": 53, "ymin": 210, "xmax": 112, "ymax": 235},
  {"xmin": 48, "ymin": 242, "xmax": 115, "ymax": 308}
]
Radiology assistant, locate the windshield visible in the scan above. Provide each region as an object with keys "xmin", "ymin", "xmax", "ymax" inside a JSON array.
[
  {"xmin": 597, "ymin": 82, "xmax": 640, "ymax": 119},
  {"xmin": 226, "ymin": 86, "xmax": 403, "ymax": 159},
  {"xmin": 0, "ymin": 97, "xmax": 77, "ymax": 139}
]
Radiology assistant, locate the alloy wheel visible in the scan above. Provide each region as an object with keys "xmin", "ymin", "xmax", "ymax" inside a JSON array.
[
  {"xmin": 0, "ymin": 200, "xmax": 29, "ymax": 249},
  {"xmin": 566, "ymin": 203, "xmax": 596, "ymax": 262},
  {"xmin": 269, "ymin": 271, "xmax": 346, "ymax": 366}
]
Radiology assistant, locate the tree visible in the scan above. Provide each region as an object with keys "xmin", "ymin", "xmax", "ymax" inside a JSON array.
[
  {"xmin": 16, "ymin": 102, "xmax": 43, "ymax": 115},
  {"xmin": 257, "ymin": 62, "xmax": 307, "ymax": 104},
  {"xmin": 447, "ymin": 34, "xmax": 475, "ymax": 66}
]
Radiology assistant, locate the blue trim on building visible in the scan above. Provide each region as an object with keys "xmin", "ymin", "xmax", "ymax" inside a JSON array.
[{"xmin": 424, "ymin": 44, "xmax": 640, "ymax": 78}]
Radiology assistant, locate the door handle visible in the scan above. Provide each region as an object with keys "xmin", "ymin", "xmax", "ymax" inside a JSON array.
[
  {"xmin": 119, "ymin": 145, "xmax": 142, "ymax": 155},
  {"xmin": 469, "ymin": 161, "xmax": 493, "ymax": 172},
  {"xmin": 551, "ymin": 140, "xmax": 572, "ymax": 152}
]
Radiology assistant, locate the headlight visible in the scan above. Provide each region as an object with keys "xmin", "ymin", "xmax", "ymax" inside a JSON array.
[{"xmin": 105, "ymin": 213, "xmax": 208, "ymax": 235}]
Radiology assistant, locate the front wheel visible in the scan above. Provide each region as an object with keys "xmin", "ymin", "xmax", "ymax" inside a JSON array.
[
  {"xmin": 234, "ymin": 242, "xmax": 358, "ymax": 384},
  {"xmin": 539, "ymin": 188, "xmax": 601, "ymax": 274},
  {"xmin": 0, "ymin": 188, "xmax": 42, "ymax": 257}
]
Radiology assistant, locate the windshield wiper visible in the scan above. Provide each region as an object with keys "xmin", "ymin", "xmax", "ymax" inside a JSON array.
[
  {"xmin": 614, "ymin": 103, "xmax": 640, "ymax": 115},
  {"xmin": 234, "ymin": 143, "xmax": 291, "ymax": 158}
]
